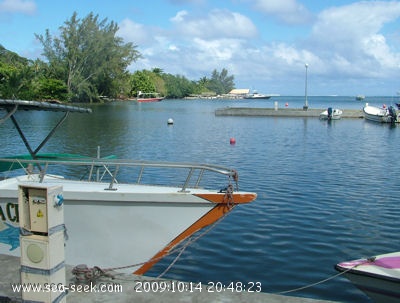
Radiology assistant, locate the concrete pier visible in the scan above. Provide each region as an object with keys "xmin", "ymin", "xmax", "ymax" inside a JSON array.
[
  {"xmin": 215, "ymin": 107, "xmax": 364, "ymax": 119},
  {"xmin": 0, "ymin": 254, "xmax": 341, "ymax": 303}
]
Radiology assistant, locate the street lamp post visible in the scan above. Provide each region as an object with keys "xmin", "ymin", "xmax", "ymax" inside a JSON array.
[{"xmin": 303, "ymin": 63, "xmax": 309, "ymax": 111}]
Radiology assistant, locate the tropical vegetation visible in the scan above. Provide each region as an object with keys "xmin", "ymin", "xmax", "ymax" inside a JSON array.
[{"xmin": 0, "ymin": 12, "xmax": 235, "ymax": 103}]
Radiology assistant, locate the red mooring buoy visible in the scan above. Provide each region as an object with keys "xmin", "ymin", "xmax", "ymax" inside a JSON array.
[{"xmin": 230, "ymin": 137, "xmax": 236, "ymax": 145}]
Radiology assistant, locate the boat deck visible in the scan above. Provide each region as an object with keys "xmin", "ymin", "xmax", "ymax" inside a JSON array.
[{"xmin": 0, "ymin": 254, "xmax": 340, "ymax": 303}]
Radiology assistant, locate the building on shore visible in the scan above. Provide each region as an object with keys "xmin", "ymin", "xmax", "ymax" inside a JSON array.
[{"xmin": 227, "ymin": 88, "xmax": 250, "ymax": 98}]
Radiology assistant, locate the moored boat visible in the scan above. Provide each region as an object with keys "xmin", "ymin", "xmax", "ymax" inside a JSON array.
[
  {"xmin": 363, "ymin": 104, "xmax": 400, "ymax": 123},
  {"xmin": 0, "ymin": 99, "xmax": 257, "ymax": 275},
  {"xmin": 135, "ymin": 91, "xmax": 164, "ymax": 102},
  {"xmin": 335, "ymin": 251, "xmax": 400, "ymax": 303},
  {"xmin": 244, "ymin": 91, "xmax": 271, "ymax": 100},
  {"xmin": 319, "ymin": 107, "xmax": 342, "ymax": 120}
]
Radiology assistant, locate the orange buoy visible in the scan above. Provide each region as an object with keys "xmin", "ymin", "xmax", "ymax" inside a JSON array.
[
  {"xmin": 285, "ymin": 102, "xmax": 288, "ymax": 107},
  {"xmin": 230, "ymin": 138, "xmax": 236, "ymax": 145}
]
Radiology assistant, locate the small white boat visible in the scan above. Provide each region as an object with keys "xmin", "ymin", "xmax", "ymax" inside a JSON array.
[
  {"xmin": 135, "ymin": 91, "xmax": 164, "ymax": 102},
  {"xmin": 319, "ymin": 107, "xmax": 342, "ymax": 120},
  {"xmin": 336, "ymin": 251, "xmax": 400, "ymax": 303},
  {"xmin": 363, "ymin": 105, "xmax": 400, "ymax": 123},
  {"xmin": 244, "ymin": 91, "xmax": 271, "ymax": 100},
  {"xmin": 356, "ymin": 95, "xmax": 365, "ymax": 101}
]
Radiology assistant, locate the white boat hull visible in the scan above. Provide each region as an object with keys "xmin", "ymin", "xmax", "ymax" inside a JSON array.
[
  {"xmin": 244, "ymin": 92, "xmax": 271, "ymax": 99},
  {"xmin": 0, "ymin": 174, "xmax": 256, "ymax": 274},
  {"xmin": 319, "ymin": 108, "xmax": 342, "ymax": 120},
  {"xmin": 336, "ymin": 251, "xmax": 400, "ymax": 303},
  {"xmin": 363, "ymin": 105, "xmax": 400, "ymax": 123}
]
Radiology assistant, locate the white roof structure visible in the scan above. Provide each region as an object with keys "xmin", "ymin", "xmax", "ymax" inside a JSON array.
[{"xmin": 228, "ymin": 89, "xmax": 250, "ymax": 95}]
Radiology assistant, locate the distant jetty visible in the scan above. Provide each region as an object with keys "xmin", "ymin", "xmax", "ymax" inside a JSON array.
[{"xmin": 215, "ymin": 107, "xmax": 364, "ymax": 118}]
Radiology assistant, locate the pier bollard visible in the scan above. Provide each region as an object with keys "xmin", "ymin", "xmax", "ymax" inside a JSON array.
[{"xmin": 19, "ymin": 184, "xmax": 67, "ymax": 303}]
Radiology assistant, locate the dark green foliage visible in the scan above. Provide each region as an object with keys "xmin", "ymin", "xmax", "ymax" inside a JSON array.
[
  {"xmin": 162, "ymin": 73, "xmax": 197, "ymax": 98},
  {"xmin": 130, "ymin": 70, "xmax": 157, "ymax": 96},
  {"xmin": 35, "ymin": 12, "xmax": 141, "ymax": 102},
  {"xmin": 0, "ymin": 45, "xmax": 34, "ymax": 99},
  {"xmin": 34, "ymin": 78, "xmax": 69, "ymax": 101}
]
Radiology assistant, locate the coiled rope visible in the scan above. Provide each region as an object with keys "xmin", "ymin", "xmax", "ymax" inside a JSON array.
[{"xmin": 72, "ymin": 265, "xmax": 115, "ymax": 282}]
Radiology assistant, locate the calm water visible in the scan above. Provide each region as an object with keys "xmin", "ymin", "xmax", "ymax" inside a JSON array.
[{"xmin": 1, "ymin": 96, "xmax": 400, "ymax": 302}]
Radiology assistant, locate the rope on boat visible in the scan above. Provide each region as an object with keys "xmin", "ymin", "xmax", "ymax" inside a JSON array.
[
  {"xmin": 155, "ymin": 196, "xmax": 236, "ymax": 279},
  {"xmin": 231, "ymin": 169, "xmax": 239, "ymax": 191},
  {"xmin": 156, "ymin": 238, "xmax": 190, "ymax": 279},
  {"xmin": 276, "ymin": 259, "xmax": 373, "ymax": 295},
  {"xmin": 223, "ymin": 184, "xmax": 234, "ymax": 208},
  {"xmin": 72, "ymin": 264, "xmax": 116, "ymax": 282},
  {"xmin": 159, "ymin": 211, "xmax": 233, "ymax": 278},
  {"xmin": 71, "ymin": 192, "xmax": 235, "ymax": 282}
]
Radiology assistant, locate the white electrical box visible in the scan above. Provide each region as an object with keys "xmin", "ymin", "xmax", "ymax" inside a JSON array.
[
  {"xmin": 19, "ymin": 184, "xmax": 67, "ymax": 303},
  {"xmin": 19, "ymin": 185, "xmax": 64, "ymax": 233},
  {"xmin": 20, "ymin": 233, "xmax": 65, "ymax": 270},
  {"xmin": 21, "ymin": 267, "xmax": 66, "ymax": 303}
]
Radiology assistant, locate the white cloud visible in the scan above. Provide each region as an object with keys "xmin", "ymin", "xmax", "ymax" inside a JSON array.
[
  {"xmin": 250, "ymin": 0, "xmax": 312, "ymax": 24},
  {"xmin": 192, "ymin": 38, "xmax": 242, "ymax": 61},
  {"xmin": 309, "ymin": 1, "xmax": 400, "ymax": 77},
  {"xmin": 363, "ymin": 34, "xmax": 400, "ymax": 69},
  {"xmin": 172, "ymin": 9, "xmax": 258, "ymax": 39},
  {"xmin": 312, "ymin": 2, "xmax": 400, "ymax": 45},
  {"xmin": 168, "ymin": 44, "xmax": 179, "ymax": 51},
  {"xmin": 118, "ymin": 18, "xmax": 149, "ymax": 45},
  {"xmin": 0, "ymin": 0, "xmax": 36, "ymax": 15},
  {"xmin": 170, "ymin": 10, "xmax": 188, "ymax": 23},
  {"xmin": 124, "ymin": 9, "xmax": 258, "ymax": 77},
  {"xmin": 272, "ymin": 43, "xmax": 302, "ymax": 65}
]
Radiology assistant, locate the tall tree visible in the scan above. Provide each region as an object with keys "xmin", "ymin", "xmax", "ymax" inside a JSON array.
[
  {"xmin": 35, "ymin": 12, "xmax": 141, "ymax": 102},
  {"xmin": 207, "ymin": 68, "xmax": 235, "ymax": 95}
]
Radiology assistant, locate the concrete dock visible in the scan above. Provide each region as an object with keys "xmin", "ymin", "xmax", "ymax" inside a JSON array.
[
  {"xmin": 215, "ymin": 107, "xmax": 364, "ymax": 119},
  {"xmin": 0, "ymin": 254, "xmax": 341, "ymax": 303}
]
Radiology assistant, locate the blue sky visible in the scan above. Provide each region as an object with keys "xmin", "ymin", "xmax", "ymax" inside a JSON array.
[{"xmin": 1, "ymin": 0, "xmax": 400, "ymax": 96}]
